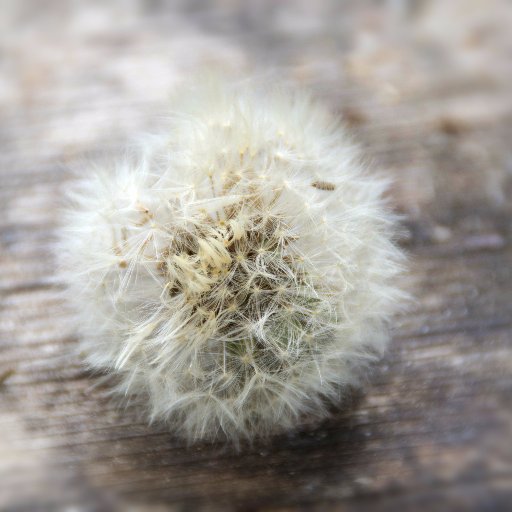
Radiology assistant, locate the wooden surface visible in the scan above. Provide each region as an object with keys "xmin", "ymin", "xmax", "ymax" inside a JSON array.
[{"xmin": 1, "ymin": 1, "xmax": 512, "ymax": 510}]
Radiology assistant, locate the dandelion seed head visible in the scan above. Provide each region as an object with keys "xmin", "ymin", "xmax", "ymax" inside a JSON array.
[{"xmin": 59, "ymin": 78, "xmax": 406, "ymax": 445}]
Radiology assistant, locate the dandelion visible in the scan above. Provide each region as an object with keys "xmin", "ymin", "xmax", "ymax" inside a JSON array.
[{"xmin": 59, "ymin": 79, "xmax": 406, "ymax": 444}]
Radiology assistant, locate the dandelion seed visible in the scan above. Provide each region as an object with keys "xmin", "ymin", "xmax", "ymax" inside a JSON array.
[{"xmin": 312, "ymin": 180, "xmax": 336, "ymax": 191}]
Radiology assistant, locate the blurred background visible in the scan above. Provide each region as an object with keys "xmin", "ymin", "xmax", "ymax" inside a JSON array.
[{"xmin": 0, "ymin": 1, "xmax": 511, "ymax": 511}]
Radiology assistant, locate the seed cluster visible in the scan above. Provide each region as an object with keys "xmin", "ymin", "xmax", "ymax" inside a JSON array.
[
  {"xmin": 157, "ymin": 207, "xmax": 334, "ymax": 399},
  {"xmin": 60, "ymin": 80, "xmax": 405, "ymax": 444}
]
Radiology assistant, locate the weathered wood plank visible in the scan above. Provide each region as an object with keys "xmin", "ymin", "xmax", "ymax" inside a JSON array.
[{"xmin": 1, "ymin": 1, "xmax": 511, "ymax": 510}]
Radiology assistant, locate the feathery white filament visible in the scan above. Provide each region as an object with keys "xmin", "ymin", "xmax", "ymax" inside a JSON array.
[{"xmin": 60, "ymin": 80, "xmax": 405, "ymax": 444}]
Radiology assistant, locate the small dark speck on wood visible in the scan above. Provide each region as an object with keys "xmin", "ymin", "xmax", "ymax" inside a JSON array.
[{"xmin": 0, "ymin": 369, "xmax": 15, "ymax": 386}]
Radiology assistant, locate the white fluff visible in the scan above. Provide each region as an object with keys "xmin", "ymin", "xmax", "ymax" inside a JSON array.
[{"xmin": 59, "ymin": 79, "xmax": 405, "ymax": 444}]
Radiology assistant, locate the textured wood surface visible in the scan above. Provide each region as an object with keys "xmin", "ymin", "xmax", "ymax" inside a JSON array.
[{"xmin": 1, "ymin": 1, "xmax": 511, "ymax": 510}]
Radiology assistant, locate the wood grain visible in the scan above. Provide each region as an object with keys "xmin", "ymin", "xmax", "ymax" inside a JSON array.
[{"xmin": 1, "ymin": 1, "xmax": 511, "ymax": 510}]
